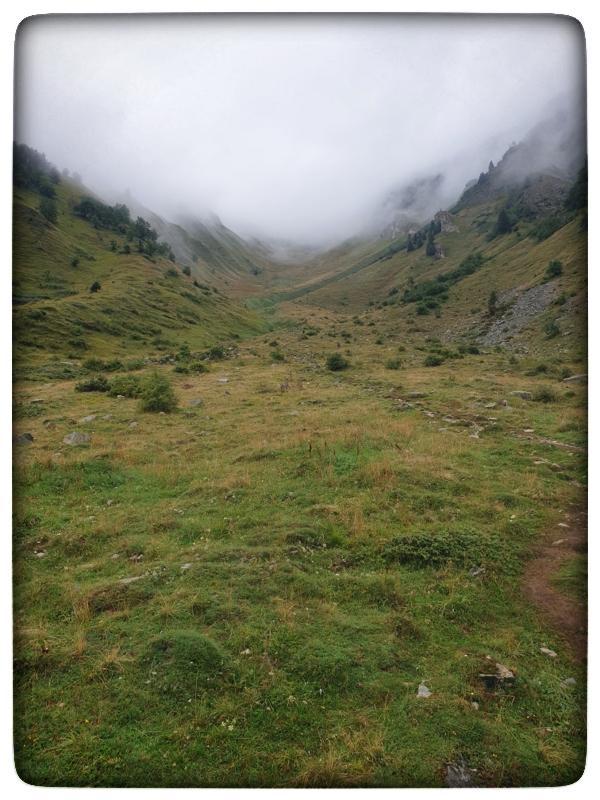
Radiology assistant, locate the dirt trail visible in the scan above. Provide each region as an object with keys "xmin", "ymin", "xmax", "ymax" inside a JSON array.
[{"xmin": 522, "ymin": 510, "xmax": 587, "ymax": 662}]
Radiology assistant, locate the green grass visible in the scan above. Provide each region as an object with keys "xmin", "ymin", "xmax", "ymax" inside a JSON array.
[{"xmin": 12, "ymin": 174, "xmax": 587, "ymax": 787}]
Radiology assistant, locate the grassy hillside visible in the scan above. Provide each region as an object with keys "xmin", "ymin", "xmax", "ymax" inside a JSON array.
[
  {"xmin": 279, "ymin": 199, "xmax": 586, "ymax": 363},
  {"xmin": 13, "ymin": 180, "xmax": 269, "ymax": 381}
]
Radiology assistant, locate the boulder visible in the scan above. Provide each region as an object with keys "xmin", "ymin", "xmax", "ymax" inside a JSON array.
[
  {"xmin": 15, "ymin": 432, "xmax": 34, "ymax": 445},
  {"xmin": 63, "ymin": 431, "xmax": 91, "ymax": 446},
  {"xmin": 510, "ymin": 391, "xmax": 533, "ymax": 400}
]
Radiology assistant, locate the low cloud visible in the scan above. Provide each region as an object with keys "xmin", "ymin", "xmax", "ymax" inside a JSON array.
[{"xmin": 15, "ymin": 14, "xmax": 585, "ymax": 245}]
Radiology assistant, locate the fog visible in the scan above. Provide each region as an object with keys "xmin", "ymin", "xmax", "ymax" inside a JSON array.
[{"xmin": 15, "ymin": 14, "xmax": 585, "ymax": 246}]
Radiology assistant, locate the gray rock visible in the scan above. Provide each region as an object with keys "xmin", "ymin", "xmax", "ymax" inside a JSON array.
[
  {"xmin": 118, "ymin": 576, "xmax": 143, "ymax": 585},
  {"xmin": 189, "ymin": 398, "xmax": 204, "ymax": 407},
  {"xmin": 79, "ymin": 414, "xmax": 97, "ymax": 424},
  {"xmin": 445, "ymin": 757, "xmax": 476, "ymax": 788},
  {"xmin": 15, "ymin": 432, "xmax": 34, "ymax": 445},
  {"xmin": 417, "ymin": 683, "xmax": 432, "ymax": 698},
  {"xmin": 180, "ymin": 562, "xmax": 192, "ymax": 571},
  {"xmin": 563, "ymin": 374, "xmax": 587, "ymax": 383},
  {"xmin": 510, "ymin": 391, "xmax": 533, "ymax": 400},
  {"xmin": 561, "ymin": 677, "xmax": 576, "ymax": 687},
  {"xmin": 479, "ymin": 662, "xmax": 515, "ymax": 689},
  {"xmin": 540, "ymin": 646, "xmax": 557, "ymax": 658},
  {"xmin": 128, "ymin": 421, "xmax": 139, "ymax": 429},
  {"xmin": 63, "ymin": 431, "xmax": 91, "ymax": 446},
  {"xmin": 479, "ymin": 283, "xmax": 556, "ymax": 347}
]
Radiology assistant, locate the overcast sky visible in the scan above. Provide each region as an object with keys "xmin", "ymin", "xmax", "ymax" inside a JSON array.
[{"xmin": 15, "ymin": 14, "xmax": 585, "ymax": 245}]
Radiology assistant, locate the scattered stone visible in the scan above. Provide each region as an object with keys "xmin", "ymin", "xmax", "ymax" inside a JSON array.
[
  {"xmin": 552, "ymin": 539, "xmax": 567, "ymax": 546},
  {"xmin": 445, "ymin": 757, "xmax": 477, "ymax": 788},
  {"xmin": 118, "ymin": 576, "xmax": 143, "ymax": 585},
  {"xmin": 510, "ymin": 391, "xmax": 533, "ymax": 400},
  {"xmin": 563, "ymin": 374, "xmax": 587, "ymax": 383},
  {"xmin": 484, "ymin": 402, "xmax": 497, "ymax": 408},
  {"xmin": 471, "ymin": 701, "xmax": 480, "ymax": 710},
  {"xmin": 469, "ymin": 565, "xmax": 485, "ymax": 577},
  {"xmin": 63, "ymin": 432, "xmax": 91, "ymax": 446},
  {"xmin": 110, "ymin": 553, "xmax": 120, "ymax": 560},
  {"xmin": 561, "ymin": 677, "xmax": 576, "ymax": 687},
  {"xmin": 116, "ymin": 394, "xmax": 125, "ymax": 399},
  {"xmin": 101, "ymin": 414, "xmax": 113, "ymax": 420},
  {"xmin": 129, "ymin": 421, "xmax": 139, "ymax": 429},
  {"xmin": 35, "ymin": 551, "xmax": 46, "ymax": 558},
  {"xmin": 30, "ymin": 398, "xmax": 44, "ymax": 404},
  {"xmin": 479, "ymin": 663, "xmax": 515, "ymax": 689},
  {"xmin": 79, "ymin": 414, "xmax": 97, "ymax": 424},
  {"xmin": 406, "ymin": 391, "xmax": 427, "ymax": 399},
  {"xmin": 217, "ymin": 377, "xmax": 229, "ymax": 384},
  {"xmin": 523, "ymin": 428, "xmax": 534, "ymax": 433},
  {"xmin": 180, "ymin": 563, "xmax": 192, "ymax": 571},
  {"xmin": 189, "ymin": 398, "xmax": 204, "ymax": 407},
  {"xmin": 417, "ymin": 683, "xmax": 432, "ymax": 698},
  {"xmin": 540, "ymin": 646, "xmax": 557, "ymax": 658},
  {"xmin": 558, "ymin": 522, "xmax": 570, "ymax": 528},
  {"xmin": 15, "ymin": 432, "xmax": 34, "ymax": 445}
]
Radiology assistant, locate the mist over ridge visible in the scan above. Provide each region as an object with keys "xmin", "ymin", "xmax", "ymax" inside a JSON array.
[{"xmin": 15, "ymin": 14, "xmax": 585, "ymax": 248}]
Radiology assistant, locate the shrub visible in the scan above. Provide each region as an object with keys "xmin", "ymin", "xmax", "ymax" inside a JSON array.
[
  {"xmin": 139, "ymin": 371, "xmax": 177, "ymax": 412},
  {"xmin": 424, "ymin": 354, "xmax": 444, "ymax": 367},
  {"xmin": 532, "ymin": 386, "xmax": 558, "ymax": 403},
  {"xmin": 326, "ymin": 353, "xmax": 349, "ymax": 371},
  {"xmin": 89, "ymin": 281, "xmax": 101, "ymax": 293},
  {"xmin": 207, "ymin": 345, "xmax": 225, "ymax": 360},
  {"xmin": 385, "ymin": 358, "xmax": 402, "ymax": 370},
  {"xmin": 83, "ymin": 358, "xmax": 123, "ymax": 372},
  {"xmin": 544, "ymin": 320, "xmax": 561, "ymax": 339},
  {"xmin": 545, "ymin": 260, "xmax": 563, "ymax": 280},
  {"xmin": 108, "ymin": 374, "xmax": 142, "ymax": 398},
  {"xmin": 182, "ymin": 265, "xmax": 191, "ymax": 276},
  {"xmin": 270, "ymin": 349, "xmax": 285, "ymax": 362},
  {"xmin": 75, "ymin": 375, "xmax": 109, "ymax": 393},
  {"xmin": 39, "ymin": 196, "xmax": 57, "ymax": 224},
  {"xmin": 70, "ymin": 256, "xmax": 80, "ymax": 268}
]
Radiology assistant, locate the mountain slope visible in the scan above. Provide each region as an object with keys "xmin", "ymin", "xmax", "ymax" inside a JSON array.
[{"xmin": 13, "ymin": 169, "xmax": 268, "ymax": 380}]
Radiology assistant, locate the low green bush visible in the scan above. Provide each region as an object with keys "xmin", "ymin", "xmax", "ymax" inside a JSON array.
[
  {"xmin": 75, "ymin": 375, "xmax": 109, "ymax": 393},
  {"xmin": 326, "ymin": 353, "xmax": 349, "ymax": 371},
  {"xmin": 139, "ymin": 371, "xmax": 178, "ymax": 412}
]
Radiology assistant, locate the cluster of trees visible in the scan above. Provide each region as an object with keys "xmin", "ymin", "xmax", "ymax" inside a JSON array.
[
  {"xmin": 402, "ymin": 251, "xmax": 484, "ymax": 315},
  {"xmin": 14, "ymin": 142, "xmax": 60, "ymax": 197},
  {"xmin": 406, "ymin": 218, "xmax": 441, "ymax": 254},
  {"xmin": 564, "ymin": 162, "xmax": 587, "ymax": 212},
  {"xmin": 14, "ymin": 142, "xmax": 62, "ymax": 225},
  {"xmin": 73, "ymin": 196, "xmax": 175, "ymax": 260}
]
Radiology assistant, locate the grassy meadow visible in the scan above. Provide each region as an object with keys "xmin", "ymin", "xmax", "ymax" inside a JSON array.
[{"xmin": 13, "ymin": 300, "xmax": 587, "ymax": 786}]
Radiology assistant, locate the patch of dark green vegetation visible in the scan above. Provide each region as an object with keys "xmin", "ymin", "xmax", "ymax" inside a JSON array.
[{"xmin": 402, "ymin": 252, "xmax": 484, "ymax": 314}]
